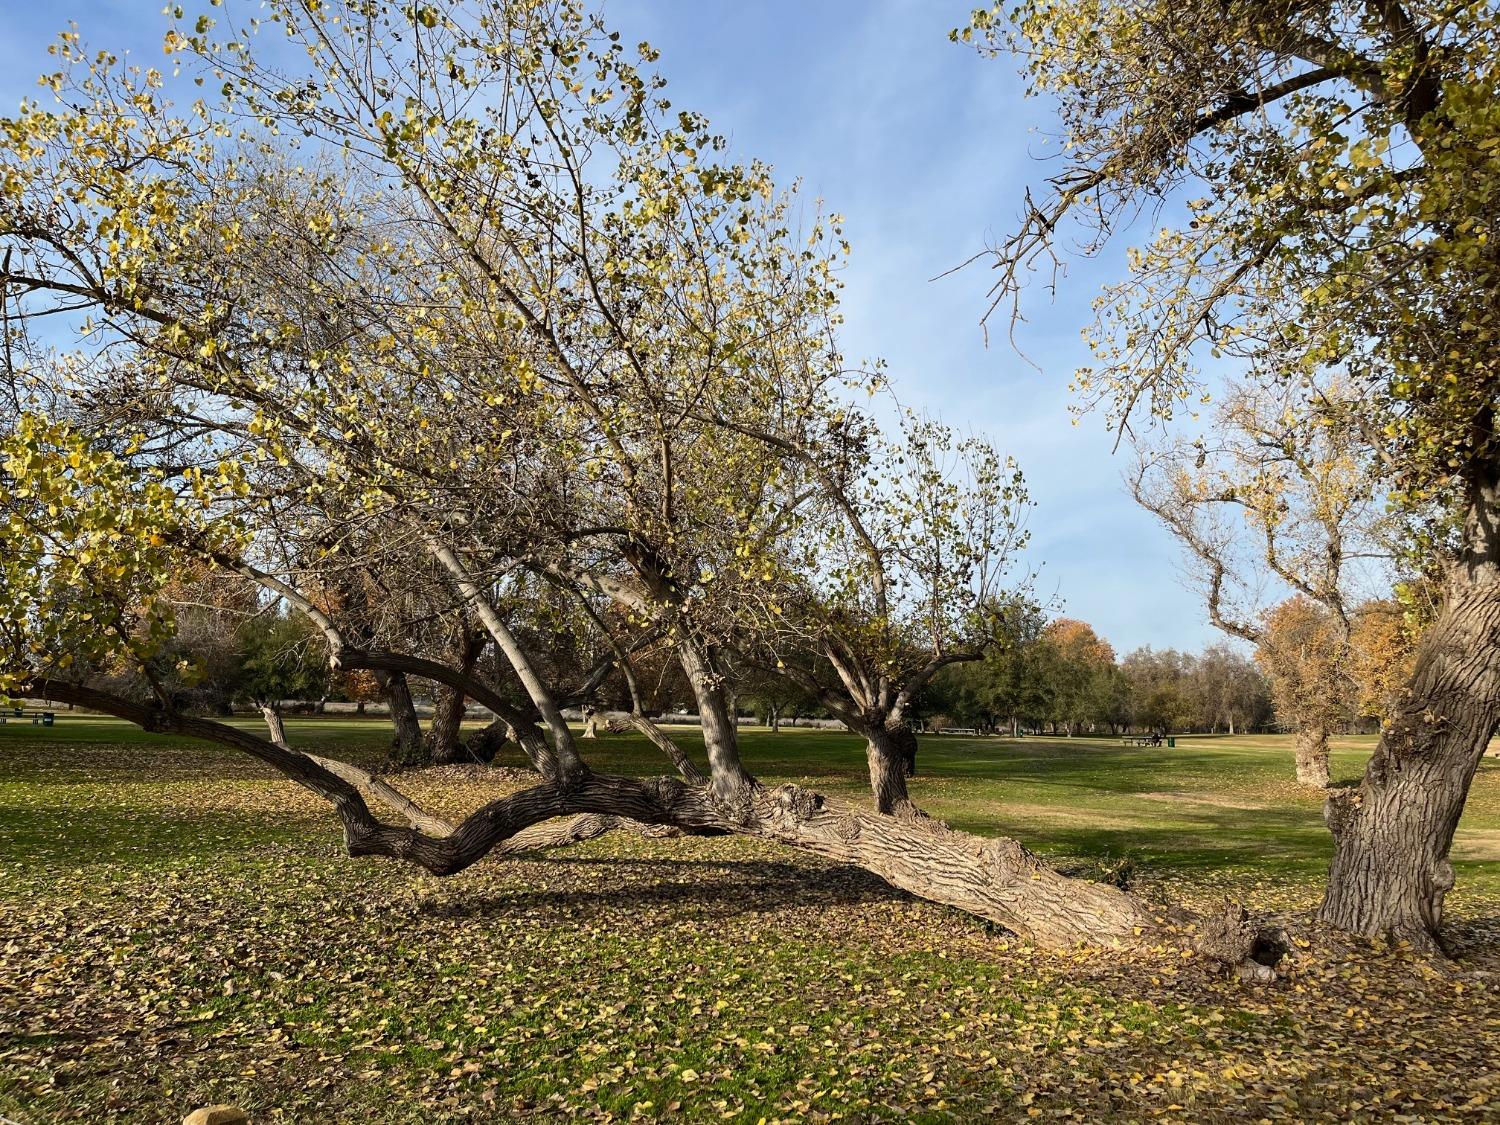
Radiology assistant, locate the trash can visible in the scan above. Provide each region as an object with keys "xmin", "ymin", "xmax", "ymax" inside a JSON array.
[
  {"xmin": 42, "ymin": 712, "xmax": 55, "ymax": 727},
  {"xmin": 1167, "ymin": 736, "xmax": 1176, "ymax": 748}
]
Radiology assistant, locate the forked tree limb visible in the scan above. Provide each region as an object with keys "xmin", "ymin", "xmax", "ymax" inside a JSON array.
[
  {"xmin": 298, "ymin": 753, "xmax": 456, "ymax": 837},
  {"xmin": 298, "ymin": 755, "xmax": 698, "ymax": 853}
]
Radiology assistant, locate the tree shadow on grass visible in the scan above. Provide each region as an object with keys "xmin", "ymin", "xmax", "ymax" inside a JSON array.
[{"xmin": 424, "ymin": 857, "xmax": 909, "ymax": 921}]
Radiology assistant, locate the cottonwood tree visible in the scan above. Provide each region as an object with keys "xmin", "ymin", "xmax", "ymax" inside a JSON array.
[
  {"xmin": 965, "ymin": 0, "xmax": 1500, "ymax": 948},
  {"xmin": 1346, "ymin": 588, "xmax": 1436, "ymax": 725},
  {"xmin": 724, "ymin": 413, "xmax": 1035, "ymax": 816},
  {"xmin": 0, "ymin": 1, "xmax": 1281, "ymax": 971},
  {"xmin": 1038, "ymin": 618, "xmax": 1116, "ymax": 735},
  {"xmin": 233, "ymin": 608, "xmax": 330, "ymax": 743},
  {"xmin": 1129, "ymin": 378, "xmax": 1387, "ymax": 785},
  {"xmin": 1254, "ymin": 597, "xmax": 1358, "ymax": 786},
  {"xmin": 1120, "ymin": 648, "xmax": 1195, "ymax": 734},
  {"xmin": 1190, "ymin": 644, "xmax": 1269, "ymax": 736}
]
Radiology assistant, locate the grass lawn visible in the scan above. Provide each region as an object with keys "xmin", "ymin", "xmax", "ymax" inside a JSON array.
[{"xmin": 1, "ymin": 717, "xmax": 1497, "ymax": 1121}]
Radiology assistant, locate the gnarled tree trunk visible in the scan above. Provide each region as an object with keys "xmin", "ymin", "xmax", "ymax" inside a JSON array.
[
  {"xmin": 1294, "ymin": 725, "xmax": 1331, "ymax": 788},
  {"xmin": 376, "ymin": 670, "xmax": 425, "ymax": 767},
  {"xmin": 862, "ymin": 721, "xmax": 922, "ymax": 818},
  {"xmin": 23, "ymin": 677, "xmax": 1278, "ymax": 976},
  {"xmin": 426, "ymin": 694, "xmax": 469, "ymax": 764},
  {"xmin": 1319, "ymin": 562, "xmax": 1500, "ymax": 949},
  {"xmin": 427, "ymin": 631, "xmax": 487, "ymax": 765}
]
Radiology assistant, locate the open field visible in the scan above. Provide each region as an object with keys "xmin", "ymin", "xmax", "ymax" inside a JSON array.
[{"xmin": 2, "ymin": 719, "xmax": 1498, "ymax": 1121}]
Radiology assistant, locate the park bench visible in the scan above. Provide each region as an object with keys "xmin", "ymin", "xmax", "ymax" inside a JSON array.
[{"xmin": 1122, "ymin": 735, "xmax": 1162, "ymax": 746}]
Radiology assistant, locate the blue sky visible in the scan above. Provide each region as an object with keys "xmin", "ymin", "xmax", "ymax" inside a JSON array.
[{"xmin": 0, "ymin": 0, "xmax": 1227, "ymax": 657}]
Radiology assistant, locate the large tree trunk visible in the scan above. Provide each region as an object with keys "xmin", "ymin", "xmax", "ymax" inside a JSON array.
[
  {"xmin": 427, "ymin": 694, "xmax": 468, "ymax": 764},
  {"xmin": 376, "ymin": 670, "xmax": 426, "ymax": 767},
  {"xmin": 427, "ymin": 630, "xmax": 487, "ymax": 766},
  {"xmin": 1319, "ymin": 564, "xmax": 1500, "ymax": 949},
  {"xmin": 1294, "ymin": 725, "xmax": 1331, "ymax": 788},
  {"xmin": 863, "ymin": 721, "xmax": 922, "ymax": 818}
]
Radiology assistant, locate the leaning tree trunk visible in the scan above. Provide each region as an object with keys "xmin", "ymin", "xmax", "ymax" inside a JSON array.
[
  {"xmin": 1319, "ymin": 564, "xmax": 1500, "ymax": 949},
  {"xmin": 1294, "ymin": 725, "xmax": 1331, "ymax": 788},
  {"xmin": 23, "ymin": 676, "xmax": 1282, "ymax": 978},
  {"xmin": 376, "ymin": 670, "xmax": 426, "ymax": 767}
]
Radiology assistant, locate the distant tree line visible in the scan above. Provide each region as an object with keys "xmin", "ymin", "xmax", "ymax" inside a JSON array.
[
  {"xmin": 916, "ymin": 615, "xmax": 1271, "ymax": 737},
  {"xmin": 915, "ymin": 599, "xmax": 1423, "ymax": 741}
]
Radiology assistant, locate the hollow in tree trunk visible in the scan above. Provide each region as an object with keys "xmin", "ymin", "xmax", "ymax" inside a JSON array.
[
  {"xmin": 1294, "ymin": 725, "xmax": 1331, "ymax": 788},
  {"xmin": 464, "ymin": 718, "xmax": 515, "ymax": 765},
  {"xmin": 1319, "ymin": 560, "xmax": 1500, "ymax": 949},
  {"xmin": 377, "ymin": 670, "xmax": 426, "ymax": 767}
]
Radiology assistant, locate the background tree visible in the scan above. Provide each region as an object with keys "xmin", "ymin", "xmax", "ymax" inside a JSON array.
[
  {"xmin": 1190, "ymin": 643, "xmax": 1270, "ymax": 736},
  {"xmin": 339, "ymin": 668, "xmax": 382, "ymax": 716},
  {"xmin": 1038, "ymin": 618, "xmax": 1116, "ymax": 735},
  {"xmin": 157, "ymin": 567, "xmax": 260, "ymax": 716},
  {"xmin": 964, "ymin": 0, "xmax": 1500, "ymax": 947},
  {"xmin": 730, "ymin": 413, "xmax": 1034, "ymax": 815},
  {"xmin": 1347, "ymin": 593, "xmax": 1431, "ymax": 726},
  {"xmin": 1127, "ymin": 379, "xmax": 1383, "ymax": 780},
  {"xmin": 1120, "ymin": 648, "xmax": 1195, "ymax": 735},
  {"xmin": 234, "ymin": 610, "xmax": 330, "ymax": 744},
  {"xmin": 1254, "ymin": 598, "xmax": 1357, "ymax": 786}
]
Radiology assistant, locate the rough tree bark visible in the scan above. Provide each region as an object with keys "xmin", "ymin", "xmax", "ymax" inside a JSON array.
[
  {"xmin": 426, "ymin": 696, "xmax": 470, "ymax": 764},
  {"xmin": 427, "ymin": 631, "xmax": 487, "ymax": 766},
  {"xmin": 861, "ymin": 721, "xmax": 923, "ymax": 818},
  {"xmin": 376, "ymin": 670, "xmax": 425, "ymax": 767},
  {"xmin": 260, "ymin": 705, "xmax": 287, "ymax": 747},
  {"xmin": 1294, "ymin": 725, "xmax": 1331, "ymax": 789},
  {"xmin": 1320, "ymin": 554, "xmax": 1500, "ymax": 948}
]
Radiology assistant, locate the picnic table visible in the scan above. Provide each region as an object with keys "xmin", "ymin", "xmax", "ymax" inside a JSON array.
[
  {"xmin": 1, "ymin": 709, "xmax": 55, "ymax": 726},
  {"xmin": 1122, "ymin": 734, "xmax": 1163, "ymax": 746}
]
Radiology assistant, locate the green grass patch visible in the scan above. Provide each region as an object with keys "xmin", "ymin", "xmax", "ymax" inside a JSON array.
[{"xmin": 1, "ymin": 720, "xmax": 1497, "ymax": 1121}]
